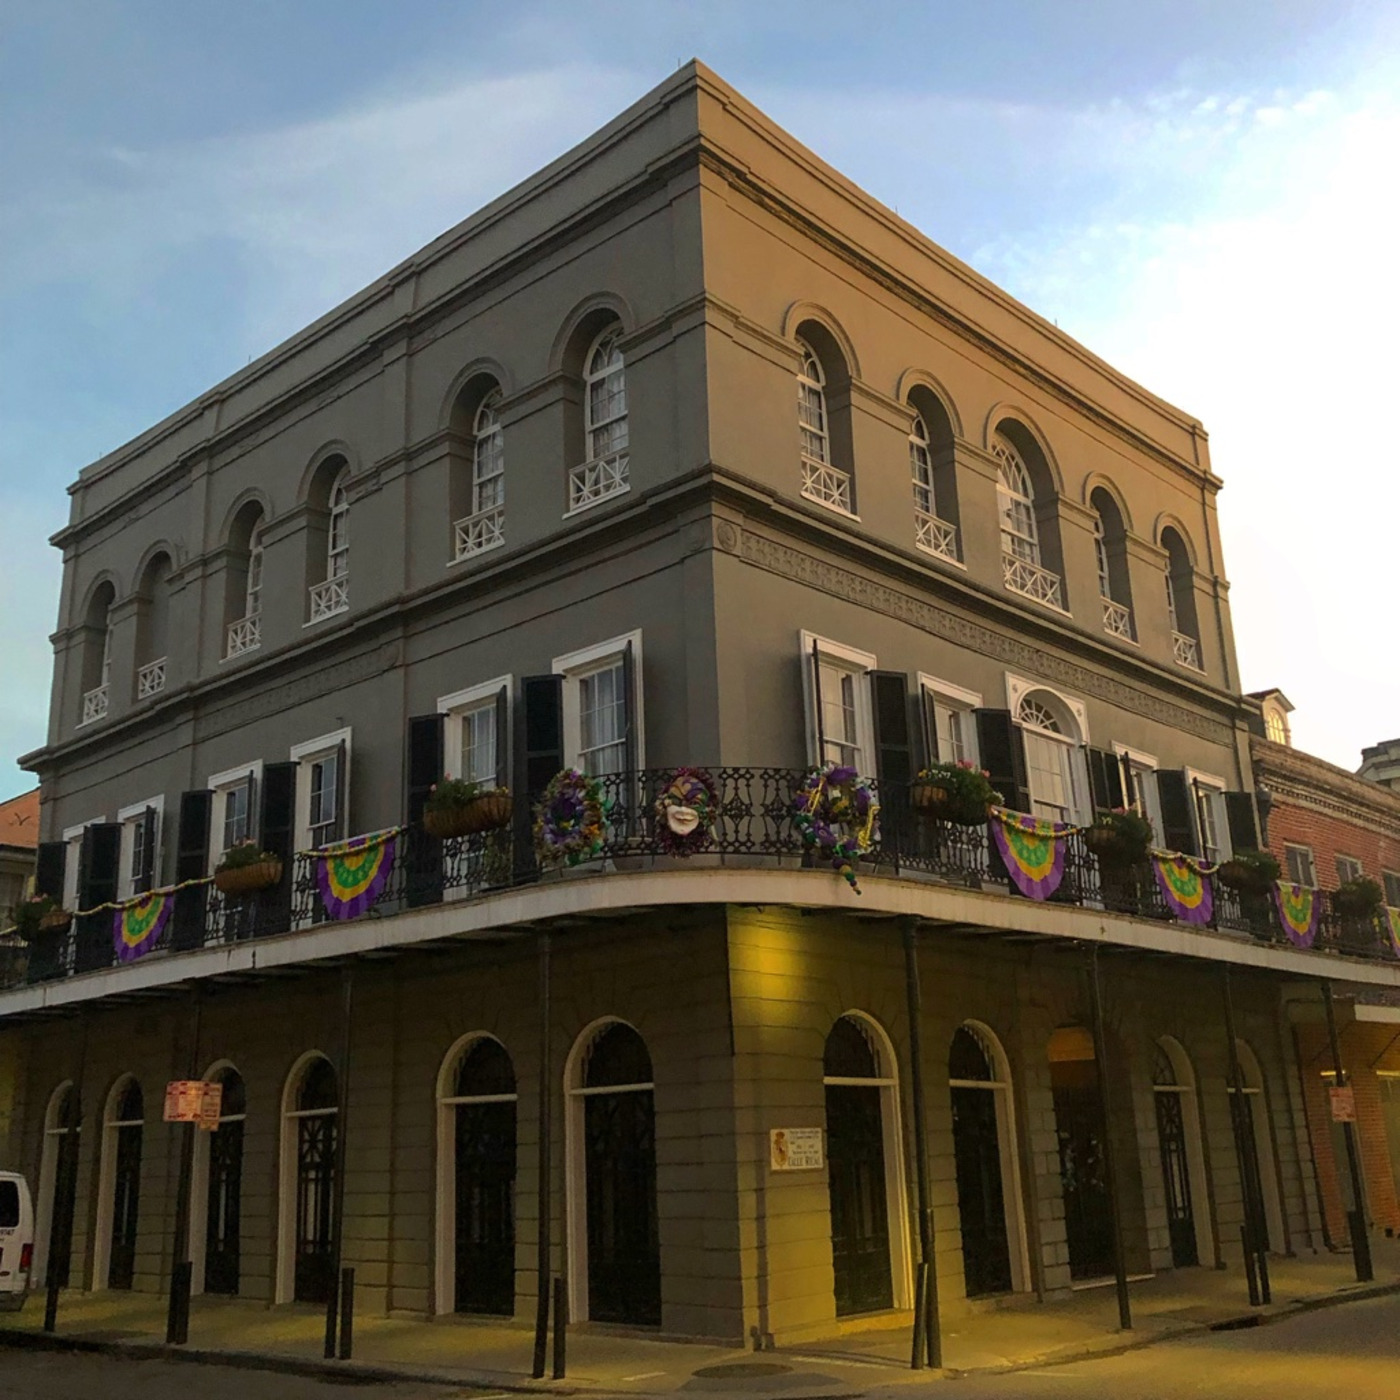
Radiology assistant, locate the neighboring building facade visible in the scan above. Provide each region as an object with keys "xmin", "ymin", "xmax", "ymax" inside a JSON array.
[
  {"xmin": 3, "ymin": 65, "xmax": 1395, "ymax": 1351},
  {"xmin": 0, "ymin": 788, "xmax": 39, "ymax": 923},
  {"xmin": 1251, "ymin": 730, "xmax": 1400, "ymax": 1245},
  {"xmin": 1359, "ymin": 738, "xmax": 1400, "ymax": 793}
]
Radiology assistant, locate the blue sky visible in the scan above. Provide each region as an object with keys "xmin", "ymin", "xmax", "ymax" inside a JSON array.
[{"xmin": 3, "ymin": 0, "xmax": 1398, "ymax": 784}]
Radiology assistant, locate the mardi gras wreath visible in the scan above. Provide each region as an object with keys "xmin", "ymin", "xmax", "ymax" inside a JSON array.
[
  {"xmin": 535, "ymin": 769, "xmax": 608, "ymax": 867},
  {"xmin": 792, "ymin": 763, "xmax": 879, "ymax": 894},
  {"xmin": 652, "ymin": 767, "xmax": 720, "ymax": 856}
]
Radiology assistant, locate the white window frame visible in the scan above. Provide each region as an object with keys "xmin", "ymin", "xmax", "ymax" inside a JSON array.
[
  {"xmin": 207, "ymin": 762, "xmax": 264, "ymax": 871},
  {"xmin": 61, "ymin": 820, "xmax": 101, "ymax": 913},
  {"xmin": 1112, "ymin": 743, "xmax": 1164, "ymax": 842},
  {"xmin": 438, "ymin": 676, "xmax": 512, "ymax": 789},
  {"xmin": 800, "ymin": 631, "xmax": 876, "ymax": 772},
  {"xmin": 1336, "ymin": 855, "xmax": 1363, "ymax": 885},
  {"xmin": 290, "ymin": 728, "xmax": 352, "ymax": 852},
  {"xmin": 993, "ymin": 438, "xmax": 1040, "ymax": 566},
  {"xmin": 553, "ymin": 633, "xmax": 643, "ymax": 775},
  {"xmin": 116, "ymin": 796, "xmax": 164, "ymax": 900},
  {"xmin": 917, "ymin": 674, "xmax": 981, "ymax": 768},
  {"xmin": 1285, "ymin": 843, "xmax": 1317, "ymax": 888},
  {"xmin": 1185, "ymin": 767, "xmax": 1232, "ymax": 866},
  {"xmin": 1006, "ymin": 674, "xmax": 1091, "ymax": 825}
]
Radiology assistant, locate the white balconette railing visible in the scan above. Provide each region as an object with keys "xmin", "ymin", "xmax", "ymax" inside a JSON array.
[
  {"xmin": 81, "ymin": 684, "xmax": 109, "ymax": 726},
  {"xmin": 1002, "ymin": 552, "xmax": 1065, "ymax": 610},
  {"xmin": 914, "ymin": 509, "xmax": 959, "ymax": 563},
  {"xmin": 226, "ymin": 614, "xmax": 261, "ymax": 658},
  {"xmin": 309, "ymin": 575, "xmax": 349, "ymax": 623},
  {"xmin": 801, "ymin": 457, "xmax": 853, "ymax": 514},
  {"xmin": 568, "ymin": 451, "xmax": 629, "ymax": 512},
  {"xmin": 453, "ymin": 506, "xmax": 505, "ymax": 561},
  {"xmin": 1101, "ymin": 597, "xmax": 1134, "ymax": 640},
  {"xmin": 136, "ymin": 658, "xmax": 166, "ymax": 700},
  {"xmin": 1173, "ymin": 631, "xmax": 1202, "ymax": 670}
]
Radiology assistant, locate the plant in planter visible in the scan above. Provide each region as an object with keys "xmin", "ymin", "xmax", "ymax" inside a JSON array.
[
  {"xmin": 1216, "ymin": 848, "xmax": 1281, "ymax": 896},
  {"xmin": 1086, "ymin": 808, "xmax": 1154, "ymax": 868},
  {"xmin": 1334, "ymin": 876, "xmax": 1384, "ymax": 922},
  {"xmin": 423, "ymin": 777, "xmax": 514, "ymax": 839},
  {"xmin": 213, "ymin": 839, "xmax": 284, "ymax": 896},
  {"xmin": 910, "ymin": 760, "xmax": 1001, "ymax": 825},
  {"xmin": 10, "ymin": 892, "xmax": 71, "ymax": 942}
]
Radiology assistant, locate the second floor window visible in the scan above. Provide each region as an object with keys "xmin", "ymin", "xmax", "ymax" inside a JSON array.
[
  {"xmin": 586, "ymin": 329, "xmax": 628, "ymax": 462},
  {"xmin": 1336, "ymin": 855, "xmax": 1363, "ymax": 885},
  {"xmin": 798, "ymin": 343, "xmax": 829, "ymax": 468},
  {"xmin": 472, "ymin": 392, "xmax": 505, "ymax": 516},
  {"xmin": 309, "ymin": 755, "xmax": 339, "ymax": 846},
  {"xmin": 1285, "ymin": 844, "xmax": 1316, "ymax": 887},
  {"xmin": 245, "ymin": 525, "xmax": 264, "ymax": 618},
  {"xmin": 803, "ymin": 634, "xmax": 875, "ymax": 773},
  {"xmin": 328, "ymin": 472, "xmax": 349, "ymax": 581},
  {"xmin": 578, "ymin": 661, "xmax": 628, "ymax": 775}
]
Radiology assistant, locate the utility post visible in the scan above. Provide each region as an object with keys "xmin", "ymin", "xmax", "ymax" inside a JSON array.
[{"xmin": 1322, "ymin": 981, "xmax": 1373, "ymax": 1283}]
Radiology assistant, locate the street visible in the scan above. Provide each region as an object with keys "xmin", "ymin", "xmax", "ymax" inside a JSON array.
[{"xmin": 3, "ymin": 1292, "xmax": 1399, "ymax": 1400}]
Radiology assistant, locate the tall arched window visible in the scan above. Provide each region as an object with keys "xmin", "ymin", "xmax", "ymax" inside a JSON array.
[
  {"xmin": 80, "ymin": 581, "xmax": 115, "ymax": 725},
  {"xmin": 278, "ymin": 1054, "xmax": 339, "ymax": 1303},
  {"xmin": 192, "ymin": 1065, "xmax": 247, "ymax": 1296},
  {"xmin": 435, "ymin": 1036, "xmax": 517, "ymax": 1316},
  {"xmin": 134, "ymin": 552, "xmax": 172, "ymax": 700},
  {"xmin": 224, "ymin": 503, "xmax": 265, "ymax": 658},
  {"xmin": 566, "ymin": 1020, "xmax": 660, "ymax": 1325},
  {"xmin": 1161, "ymin": 527, "xmax": 1200, "ymax": 670},
  {"xmin": 1152, "ymin": 1040, "xmax": 1210, "ymax": 1269},
  {"xmin": 455, "ymin": 390, "xmax": 507, "ymax": 560},
  {"xmin": 571, "ymin": 327, "xmax": 629, "ymax": 510},
  {"xmin": 907, "ymin": 387, "xmax": 960, "ymax": 562},
  {"xmin": 308, "ymin": 462, "xmax": 350, "ymax": 622},
  {"xmin": 1090, "ymin": 488, "xmax": 1134, "ymax": 640},
  {"xmin": 797, "ymin": 338, "xmax": 853, "ymax": 514},
  {"xmin": 1229, "ymin": 1040, "xmax": 1284, "ymax": 1253},
  {"xmin": 1016, "ymin": 690, "xmax": 1085, "ymax": 824},
  {"xmin": 994, "ymin": 432, "xmax": 1064, "ymax": 609},
  {"xmin": 95, "ymin": 1077, "xmax": 144, "ymax": 1290}
]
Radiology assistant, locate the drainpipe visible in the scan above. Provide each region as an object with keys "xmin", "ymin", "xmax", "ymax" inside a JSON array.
[
  {"xmin": 1322, "ymin": 982, "xmax": 1373, "ymax": 1282},
  {"xmin": 1087, "ymin": 946, "xmax": 1132, "ymax": 1331}
]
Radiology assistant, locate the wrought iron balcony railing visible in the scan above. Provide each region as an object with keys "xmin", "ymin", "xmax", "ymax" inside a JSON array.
[
  {"xmin": 1002, "ymin": 552, "xmax": 1065, "ymax": 610},
  {"xmin": 453, "ymin": 505, "xmax": 505, "ymax": 560},
  {"xmin": 568, "ymin": 451, "xmax": 629, "ymax": 512},
  {"xmin": 136, "ymin": 657, "xmax": 167, "ymax": 700},
  {"xmin": 1101, "ymin": 597, "xmax": 1134, "ymax": 640},
  {"xmin": 308, "ymin": 575, "xmax": 349, "ymax": 623},
  {"xmin": 225, "ymin": 614, "xmax": 261, "ymax": 658},
  {"xmin": 914, "ymin": 509, "xmax": 959, "ymax": 563},
  {"xmin": 13, "ymin": 769, "xmax": 1398, "ymax": 992},
  {"xmin": 1173, "ymin": 631, "xmax": 1202, "ymax": 670}
]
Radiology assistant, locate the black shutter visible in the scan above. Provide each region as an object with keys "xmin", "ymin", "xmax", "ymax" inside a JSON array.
[
  {"xmin": 810, "ymin": 639, "xmax": 826, "ymax": 763},
  {"xmin": 515, "ymin": 675, "xmax": 563, "ymax": 880},
  {"xmin": 135, "ymin": 805, "xmax": 157, "ymax": 893},
  {"xmin": 75, "ymin": 822, "xmax": 120, "ymax": 973},
  {"xmin": 406, "ymin": 714, "xmax": 445, "ymax": 909},
  {"xmin": 1156, "ymin": 769, "xmax": 1198, "ymax": 856},
  {"xmin": 920, "ymin": 689, "xmax": 939, "ymax": 767},
  {"xmin": 331, "ymin": 739, "xmax": 348, "ymax": 841},
  {"xmin": 975, "ymin": 709, "xmax": 1030, "ymax": 814},
  {"xmin": 1225, "ymin": 791, "xmax": 1260, "ymax": 852},
  {"xmin": 620, "ymin": 641, "xmax": 639, "ymax": 834},
  {"xmin": 35, "ymin": 841, "xmax": 66, "ymax": 901},
  {"xmin": 259, "ymin": 762, "xmax": 297, "ymax": 936},
  {"xmin": 494, "ymin": 686, "xmax": 509, "ymax": 789},
  {"xmin": 172, "ymin": 790, "xmax": 213, "ymax": 951},
  {"xmin": 1087, "ymin": 748, "xmax": 1125, "ymax": 813},
  {"xmin": 872, "ymin": 671, "xmax": 913, "ymax": 864}
]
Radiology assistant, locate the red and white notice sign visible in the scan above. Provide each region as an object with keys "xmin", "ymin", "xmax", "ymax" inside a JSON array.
[
  {"xmin": 1329, "ymin": 1084, "xmax": 1357, "ymax": 1123},
  {"xmin": 164, "ymin": 1080, "xmax": 223, "ymax": 1128}
]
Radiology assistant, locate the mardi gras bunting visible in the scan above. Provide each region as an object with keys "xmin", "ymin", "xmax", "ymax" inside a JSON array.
[
  {"xmin": 317, "ymin": 831, "xmax": 398, "ymax": 921},
  {"xmin": 1386, "ymin": 907, "xmax": 1400, "ymax": 958},
  {"xmin": 1273, "ymin": 881, "xmax": 1319, "ymax": 948},
  {"xmin": 990, "ymin": 809, "xmax": 1070, "ymax": 901},
  {"xmin": 113, "ymin": 889, "xmax": 174, "ymax": 963},
  {"xmin": 1152, "ymin": 852, "xmax": 1214, "ymax": 926}
]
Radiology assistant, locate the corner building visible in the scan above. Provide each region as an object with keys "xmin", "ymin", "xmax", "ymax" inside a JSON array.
[{"xmin": 6, "ymin": 64, "xmax": 1397, "ymax": 1351}]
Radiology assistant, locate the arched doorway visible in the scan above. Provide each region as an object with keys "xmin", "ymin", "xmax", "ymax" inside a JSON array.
[
  {"xmin": 1152, "ymin": 1039, "xmax": 1209, "ymax": 1268},
  {"xmin": 1229, "ymin": 1040, "xmax": 1284, "ymax": 1252},
  {"xmin": 949, "ymin": 1023, "xmax": 1028, "ymax": 1297},
  {"xmin": 95, "ymin": 1077, "xmax": 144, "ymax": 1290},
  {"xmin": 436, "ymin": 1036, "xmax": 517, "ymax": 1316},
  {"xmin": 191, "ymin": 1065, "xmax": 246, "ymax": 1296},
  {"xmin": 567, "ymin": 1021, "xmax": 660, "ymax": 1325},
  {"xmin": 823, "ymin": 1014, "xmax": 910, "ymax": 1315},
  {"xmin": 279, "ymin": 1054, "xmax": 338, "ymax": 1304},
  {"xmin": 1047, "ymin": 1026, "xmax": 1113, "ymax": 1281},
  {"xmin": 34, "ymin": 1082, "xmax": 78, "ymax": 1289}
]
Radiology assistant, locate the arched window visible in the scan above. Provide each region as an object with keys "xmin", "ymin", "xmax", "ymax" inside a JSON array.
[
  {"xmin": 798, "ymin": 338, "xmax": 852, "ymax": 513},
  {"xmin": 908, "ymin": 388, "xmax": 960, "ymax": 562},
  {"xmin": 34, "ymin": 1082, "xmax": 78, "ymax": 1289},
  {"xmin": 435, "ymin": 1036, "xmax": 518, "ymax": 1316},
  {"xmin": 1016, "ymin": 689, "xmax": 1085, "ymax": 824},
  {"xmin": 95, "ymin": 1076, "xmax": 144, "ymax": 1291},
  {"xmin": 1090, "ymin": 488, "xmax": 1134, "ymax": 640},
  {"xmin": 455, "ymin": 390, "xmax": 507, "ymax": 560},
  {"xmin": 278, "ymin": 1054, "xmax": 339, "ymax": 1304},
  {"xmin": 822, "ymin": 1014, "xmax": 911, "ymax": 1316},
  {"xmin": 80, "ymin": 582, "xmax": 115, "ymax": 725},
  {"xmin": 994, "ymin": 432, "xmax": 1064, "ymax": 609},
  {"xmin": 948, "ymin": 1024, "xmax": 1029, "ymax": 1297},
  {"xmin": 134, "ymin": 552, "xmax": 172, "ymax": 700},
  {"xmin": 1161, "ymin": 528, "xmax": 1200, "ymax": 669},
  {"xmin": 191, "ymin": 1065, "xmax": 247, "ymax": 1296},
  {"xmin": 1151, "ymin": 1039, "xmax": 1210, "ymax": 1269},
  {"xmin": 1262, "ymin": 698, "xmax": 1291, "ymax": 747},
  {"xmin": 224, "ymin": 503, "xmax": 265, "ymax": 658},
  {"xmin": 571, "ymin": 327, "xmax": 630, "ymax": 510},
  {"xmin": 565, "ymin": 1020, "xmax": 659, "ymax": 1325},
  {"xmin": 328, "ymin": 471, "xmax": 349, "ymax": 580},
  {"xmin": 306, "ymin": 459, "xmax": 350, "ymax": 623},
  {"xmin": 1228, "ymin": 1040, "xmax": 1285, "ymax": 1253}
]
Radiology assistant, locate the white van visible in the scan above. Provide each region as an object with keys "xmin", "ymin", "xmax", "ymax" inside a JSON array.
[{"xmin": 0, "ymin": 1172, "xmax": 34, "ymax": 1310}]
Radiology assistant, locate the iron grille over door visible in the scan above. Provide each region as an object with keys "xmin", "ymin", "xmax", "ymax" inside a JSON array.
[
  {"xmin": 108, "ymin": 1080, "xmax": 143, "ymax": 1290},
  {"xmin": 1152, "ymin": 1049, "xmax": 1198, "ymax": 1268},
  {"xmin": 205, "ymin": 1069, "xmax": 246, "ymax": 1295},
  {"xmin": 949, "ymin": 1027, "xmax": 1013, "ymax": 1297},
  {"xmin": 452, "ymin": 1039, "xmax": 517, "ymax": 1316},
  {"xmin": 292, "ymin": 1058, "xmax": 338, "ymax": 1304}
]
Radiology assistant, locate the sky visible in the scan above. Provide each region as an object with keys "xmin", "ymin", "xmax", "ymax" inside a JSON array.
[{"xmin": 2, "ymin": 0, "xmax": 1398, "ymax": 786}]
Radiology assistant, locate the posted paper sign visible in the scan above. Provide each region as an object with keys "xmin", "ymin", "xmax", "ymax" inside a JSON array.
[
  {"xmin": 164, "ymin": 1079, "xmax": 223, "ymax": 1128},
  {"xmin": 1329, "ymin": 1085, "xmax": 1356, "ymax": 1123},
  {"xmin": 770, "ymin": 1127, "xmax": 823, "ymax": 1171}
]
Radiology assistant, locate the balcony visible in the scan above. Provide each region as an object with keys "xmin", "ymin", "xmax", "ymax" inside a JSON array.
[
  {"xmin": 225, "ymin": 614, "xmax": 261, "ymax": 658},
  {"xmin": 308, "ymin": 575, "xmax": 349, "ymax": 623},
  {"xmin": 1101, "ymin": 597, "xmax": 1134, "ymax": 640},
  {"xmin": 1173, "ymin": 631, "xmax": 1202, "ymax": 670},
  {"xmin": 801, "ymin": 458, "xmax": 853, "ymax": 514},
  {"xmin": 568, "ymin": 451, "xmax": 629, "ymax": 512},
  {"xmin": 13, "ymin": 769, "xmax": 1399, "ymax": 997},
  {"xmin": 136, "ymin": 657, "xmax": 166, "ymax": 700},
  {"xmin": 79, "ymin": 684, "xmax": 108, "ymax": 726},
  {"xmin": 453, "ymin": 505, "xmax": 505, "ymax": 561},
  {"xmin": 915, "ymin": 509, "xmax": 960, "ymax": 563},
  {"xmin": 1002, "ymin": 552, "xmax": 1065, "ymax": 610}
]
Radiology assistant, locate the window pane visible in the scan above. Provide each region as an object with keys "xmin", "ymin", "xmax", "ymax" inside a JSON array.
[
  {"xmin": 935, "ymin": 704, "xmax": 968, "ymax": 765},
  {"xmin": 579, "ymin": 662, "xmax": 627, "ymax": 774},
  {"xmin": 310, "ymin": 758, "xmax": 337, "ymax": 839},
  {"xmin": 462, "ymin": 706, "xmax": 497, "ymax": 787},
  {"xmin": 819, "ymin": 664, "xmax": 859, "ymax": 767},
  {"xmin": 1024, "ymin": 732, "xmax": 1071, "ymax": 822}
]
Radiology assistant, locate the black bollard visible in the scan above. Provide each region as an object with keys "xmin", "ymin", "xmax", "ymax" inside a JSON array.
[
  {"xmin": 552, "ymin": 1275, "xmax": 568, "ymax": 1379},
  {"xmin": 338, "ymin": 1267, "xmax": 355, "ymax": 1360},
  {"xmin": 1241, "ymin": 1225, "xmax": 1260, "ymax": 1306}
]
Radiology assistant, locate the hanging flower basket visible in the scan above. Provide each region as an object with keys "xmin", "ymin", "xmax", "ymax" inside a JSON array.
[
  {"xmin": 213, "ymin": 843, "xmax": 283, "ymax": 896},
  {"xmin": 910, "ymin": 761, "xmax": 1000, "ymax": 826},
  {"xmin": 1216, "ymin": 849, "xmax": 1280, "ymax": 897},
  {"xmin": 792, "ymin": 764, "xmax": 879, "ymax": 893},
  {"xmin": 423, "ymin": 806, "xmax": 473, "ymax": 839},
  {"xmin": 653, "ymin": 767, "xmax": 719, "ymax": 856},
  {"xmin": 1086, "ymin": 809, "xmax": 1153, "ymax": 868},
  {"xmin": 465, "ymin": 790, "xmax": 513, "ymax": 833},
  {"xmin": 535, "ymin": 769, "xmax": 608, "ymax": 867},
  {"xmin": 11, "ymin": 894, "xmax": 70, "ymax": 943},
  {"xmin": 38, "ymin": 904, "xmax": 72, "ymax": 935},
  {"xmin": 1334, "ymin": 877, "xmax": 1384, "ymax": 921}
]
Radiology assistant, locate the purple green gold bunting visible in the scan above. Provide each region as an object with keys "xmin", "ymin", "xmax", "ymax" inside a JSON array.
[
  {"xmin": 990, "ymin": 809, "xmax": 1069, "ymax": 901},
  {"xmin": 1152, "ymin": 853, "xmax": 1214, "ymax": 925},
  {"xmin": 1387, "ymin": 907, "xmax": 1400, "ymax": 958},
  {"xmin": 317, "ymin": 831, "xmax": 397, "ymax": 920},
  {"xmin": 113, "ymin": 889, "xmax": 173, "ymax": 962},
  {"xmin": 1273, "ymin": 881, "xmax": 1319, "ymax": 948}
]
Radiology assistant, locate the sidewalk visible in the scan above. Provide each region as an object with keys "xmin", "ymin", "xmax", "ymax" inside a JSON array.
[{"xmin": 3, "ymin": 1244, "xmax": 1398, "ymax": 1395}]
